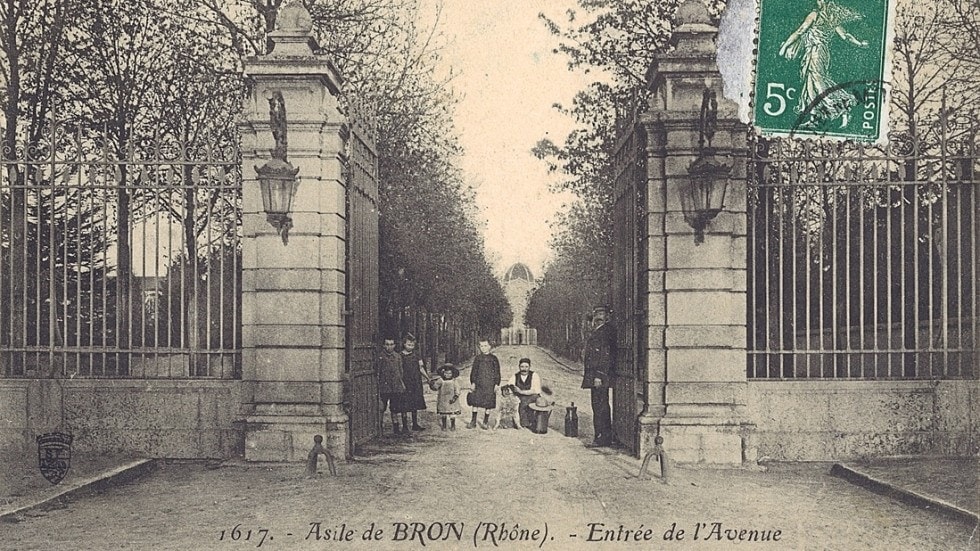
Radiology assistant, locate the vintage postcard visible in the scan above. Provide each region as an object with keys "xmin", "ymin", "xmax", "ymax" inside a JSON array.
[{"xmin": 0, "ymin": 0, "xmax": 976, "ymax": 549}]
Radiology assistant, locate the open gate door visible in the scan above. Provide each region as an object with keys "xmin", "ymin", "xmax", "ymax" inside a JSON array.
[
  {"xmin": 610, "ymin": 122, "xmax": 647, "ymax": 456},
  {"xmin": 346, "ymin": 106, "xmax": 381, "ymax": 448}
]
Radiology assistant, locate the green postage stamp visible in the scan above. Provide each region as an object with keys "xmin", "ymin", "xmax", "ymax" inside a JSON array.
[{"xmin": 752, "ymin": 0, "xmax": 895, "ymax": 143}]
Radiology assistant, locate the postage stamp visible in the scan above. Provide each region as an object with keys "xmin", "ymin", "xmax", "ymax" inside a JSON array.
[{"xmin": 752, "ymin": 0, "xmax": 895, "ymax": 143}]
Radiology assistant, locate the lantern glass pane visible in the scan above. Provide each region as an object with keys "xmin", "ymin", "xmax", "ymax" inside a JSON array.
[
  {"xmin": 265, "ymin": 179, "xmax": 292, "ymax": 214},
  {"xmin": 283, "ymin": 180, "xmax": 297, "ymax": 213},
  {"xmin": 708, "ymin": 174, "xmax": 726, "ymax": 211},
  {"xmin": 261, "ymin": 180, "xmax": 274, "ymax": 213},
  {"xmin": 693, "ymin": 179, "xmax": 708, "ymax": 212}
]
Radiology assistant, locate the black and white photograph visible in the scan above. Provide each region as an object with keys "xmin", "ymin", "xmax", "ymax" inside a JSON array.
[{"xmin": 0, "ymin": 0, "xmax": 976, "ymax": 549}]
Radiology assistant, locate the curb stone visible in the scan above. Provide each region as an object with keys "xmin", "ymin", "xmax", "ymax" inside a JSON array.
[
  {"xmin": 830, "ymin": 463, "xmax": 978, "ymax": 526},
  {"xmin": 0, "ymin": 458, "xmax": 157, "ymax": 522},
  {"xmin": 536, "ymin": 348, "xmax": 580, "ymax": 373}
]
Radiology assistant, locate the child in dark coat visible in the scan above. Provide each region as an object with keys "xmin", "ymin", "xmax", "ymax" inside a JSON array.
[
  {"xmin": 467, "ymin": 340, "xmax": 500, "ymax": 429},
  {"xmin": 391, "ymin": 335, "xmax": 429, "ymax": 433}
]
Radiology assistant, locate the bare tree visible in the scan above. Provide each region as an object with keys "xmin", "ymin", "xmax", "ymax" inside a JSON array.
[{"xmin": 0, "ymin": 0, "xmax": 84, "ymax": 366}]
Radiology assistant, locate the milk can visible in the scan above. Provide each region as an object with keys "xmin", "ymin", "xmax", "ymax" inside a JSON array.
[
  {"xmin": 564, "ymin": 402, "xmax": 579, "ymax": 437},
  {"xmin": 528, "ymin": 395, "xmax": 554, "ymax": 434}
]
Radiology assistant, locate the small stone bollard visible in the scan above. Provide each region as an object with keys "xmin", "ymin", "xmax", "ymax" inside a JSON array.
[
  {"xmin": 306, "ymin": 435, "xmax": 337, "ymax": 477},
  {"xmin": 638, "ymin": 435, "xmax": 670, "ymax": 483}
]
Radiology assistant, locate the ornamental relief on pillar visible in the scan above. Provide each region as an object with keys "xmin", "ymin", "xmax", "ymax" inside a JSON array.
[{"xmin": 251, "ymin": 84, "xmax": 333, "ymax": 121}]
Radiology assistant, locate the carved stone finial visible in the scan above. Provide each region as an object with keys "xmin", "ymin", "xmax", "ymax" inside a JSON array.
[
  {"xmin": 276, "ymin": 0, "xmax": 313, "ymax": 33},
  {"xmin": 267, "ymin": 0, "xmax": 318, "ymax": 55},
  {"xmin": 676, "ymin": 0, "xmax": 711, "ymax": 26}
]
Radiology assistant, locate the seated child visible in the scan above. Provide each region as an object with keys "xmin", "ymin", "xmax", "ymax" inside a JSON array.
[{"xmin": 493, "ymin": 384, "xmax": 522, "ymax": 430}]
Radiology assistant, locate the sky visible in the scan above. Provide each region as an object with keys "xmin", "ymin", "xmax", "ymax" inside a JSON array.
[{"xmin": 419, "ymin": 0, "xmax": 595, "ymax": 279}]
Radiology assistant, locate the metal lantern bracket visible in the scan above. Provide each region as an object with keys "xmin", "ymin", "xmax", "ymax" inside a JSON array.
[
  {"xmin": 256, "ymin": 91, "xmax": 300, "ymax": 245},
  {"xmin": 683, "ymin": 88, "xmax": 730, "ymax": 245}
]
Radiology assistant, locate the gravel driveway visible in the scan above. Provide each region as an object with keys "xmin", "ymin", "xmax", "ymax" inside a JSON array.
[{"xmin": 2, "ymin": 345, "xmax": 975, "ymax": 550}]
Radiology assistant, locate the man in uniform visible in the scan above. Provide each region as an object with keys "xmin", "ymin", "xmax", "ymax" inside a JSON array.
[{"xmin": 582, "ymin": 306, "xmax": 615, "ymax": 447}]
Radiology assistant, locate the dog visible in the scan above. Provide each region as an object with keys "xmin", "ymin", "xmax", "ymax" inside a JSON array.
[{"xmin": 493, "ymin": 385, "xmax": 522, "ymax": 430}]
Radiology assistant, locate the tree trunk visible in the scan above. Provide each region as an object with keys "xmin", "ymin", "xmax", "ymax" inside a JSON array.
[
  {"xmin": 183, "ymin": 164, "xmax": 202, "ymax": 374},
  {"xmin": 116, "ymin": 156, "xmax": 132, "ymax": 374}
]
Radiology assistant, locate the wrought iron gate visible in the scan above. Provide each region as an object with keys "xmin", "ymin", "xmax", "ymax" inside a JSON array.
[
  {"xmin": 345, "ymin": 104, "xmax": 380, "ymax": 446},
  {"xmin": 611, "ymin": 121, "xmax": 647, "ymax": 455},
  {"xmin": 748, "ymin": 126, "xmax": 978, "ymax": 379}
]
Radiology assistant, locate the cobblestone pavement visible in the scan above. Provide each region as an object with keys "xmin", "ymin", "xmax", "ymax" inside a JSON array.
[{"xmin": 1, "ymin": 346, "xmax": 976, "ymax": 550}]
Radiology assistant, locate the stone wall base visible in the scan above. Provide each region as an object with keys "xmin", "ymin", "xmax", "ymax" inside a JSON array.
[
  {"xmin": 648, "ymin": 418, "xmax": 757, "ymax": 466},
  {"xmin": 244, "ymin": 413, "xmax": 348, "ymax": 462},
  {"xmin": 0, "ymin": 378, "xmax": 242, "ymax": 459},
  {"xmin": 748, "ymin": 380, "xmax": 978, "ymax": 460}
]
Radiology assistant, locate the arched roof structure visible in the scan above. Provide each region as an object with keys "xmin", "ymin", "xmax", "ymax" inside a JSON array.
[{"xmin": 503, "ymin": 262, "xmax": 534, "ymax": 283}]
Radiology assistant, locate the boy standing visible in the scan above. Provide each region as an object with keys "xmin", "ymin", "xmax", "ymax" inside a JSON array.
[{"xmin": 376, "ymin": 337, "xmax": 406, "ymax": 435}]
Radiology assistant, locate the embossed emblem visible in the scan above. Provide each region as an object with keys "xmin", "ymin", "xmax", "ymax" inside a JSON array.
[{"xmin": 37, "ymin": 431, "xmax": 73, "ymax": 485}]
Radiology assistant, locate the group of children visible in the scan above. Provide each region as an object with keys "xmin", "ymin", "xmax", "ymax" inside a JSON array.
[
  {"xmin": 381, "ymin": 336, "xmax": 552, "ymax": 434},
  {"xmin": 428, "ymin": 367, "xmax": 524, "ymax": 431},
  {"xmin": 376, "ymin": 334, "xmax": 429, "ymax": 435}
]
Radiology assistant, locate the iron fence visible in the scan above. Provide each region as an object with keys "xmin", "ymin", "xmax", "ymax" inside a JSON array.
[
  {"xmin": 747, "ymin": 129, "xmax": 978, "ymax": 380},
  {"xmin": 0, "ymin": 118, "xmax": 241, "ymax": 378}
]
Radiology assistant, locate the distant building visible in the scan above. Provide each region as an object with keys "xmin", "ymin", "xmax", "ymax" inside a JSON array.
[{"xmin": 500, "ymin": 262, "xmax": 537, "ymax": 345}]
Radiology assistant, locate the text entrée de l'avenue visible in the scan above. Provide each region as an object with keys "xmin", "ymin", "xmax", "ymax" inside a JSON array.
[{"xmin": 219, "ymin": 521, "xmax": 783, "ymax": 547}]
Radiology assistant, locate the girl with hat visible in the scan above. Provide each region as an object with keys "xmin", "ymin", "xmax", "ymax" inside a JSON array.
[{"xmin": 430, "ymin": 363, "xmax": 462, "ymax": 431}]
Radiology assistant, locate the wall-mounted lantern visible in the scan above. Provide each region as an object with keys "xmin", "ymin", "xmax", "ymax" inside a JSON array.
[
  {"xmin": 682, "ymin": 88, "xmax": 730, "ymax": 245},
  {"xmin": 256, "ymin": 91, "xmax": 298, "ymax": 245},
  {"xmin": 683, "ymin": 155, "xmax": 730, "ymax": 244},
  {"xmin": 256, "ymin": 157, "xmax": 299, "ymax": 244}
]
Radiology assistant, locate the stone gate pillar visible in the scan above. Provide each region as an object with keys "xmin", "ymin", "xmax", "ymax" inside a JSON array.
[
  {"xmin": 239, "ymin": 2, "xmax": 350, "ymax": 461},
  {"xmin": 638, "ymin": 0, "xmax": 755, "ymax": 464}
]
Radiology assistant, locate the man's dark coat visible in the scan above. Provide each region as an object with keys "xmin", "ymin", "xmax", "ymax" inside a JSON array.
[{"xmin": 582, "ymin": 321, "xmax": 615, "ymax": 389}]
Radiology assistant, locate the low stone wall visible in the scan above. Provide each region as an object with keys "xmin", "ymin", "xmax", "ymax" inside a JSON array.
[
  {"xmin": 748, "ymin": 380, "xmax": 978, "ymax": 460},
  {"xmin": 0, "ymin": 379, "xmax": 243, "ymax": 459}
]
